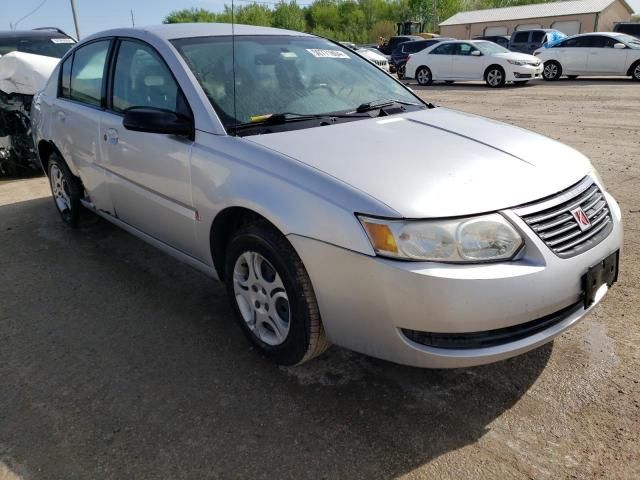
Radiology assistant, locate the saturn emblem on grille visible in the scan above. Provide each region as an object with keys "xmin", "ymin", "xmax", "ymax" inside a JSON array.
[{"xmin": 570, "ymin": 207, "xmax": 592, "ymax": 231}]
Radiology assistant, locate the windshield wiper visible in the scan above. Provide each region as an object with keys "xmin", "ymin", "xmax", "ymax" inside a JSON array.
[
  {"xmin": 229, "ymin": 111, "xmax": 368, "ymax": 133},
  {"xmin": 355, "ymin": 98, "xmax": 426, "ymax": 113}
]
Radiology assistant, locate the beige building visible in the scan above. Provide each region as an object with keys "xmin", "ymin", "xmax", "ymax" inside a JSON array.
[{"xmin": 439, "ymin": 0, "xmax": 634, "ymax": 39}]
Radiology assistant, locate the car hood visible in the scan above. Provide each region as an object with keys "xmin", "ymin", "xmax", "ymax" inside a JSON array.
[
  {"xmin": 493, "ymin": 52, "xmax": 539, "ymax": 62},
  {"xmin": 246, "ymin": 108, "xmax": 592, "ymax": 218}
]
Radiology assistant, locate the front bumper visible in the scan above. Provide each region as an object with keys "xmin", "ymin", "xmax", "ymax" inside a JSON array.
[
  {"xmin": 507, "ymin": 64, "xmax": 543, "ymax": 81},
  {"xmin": 289, "ymin": 192, "xmax": 622, "ymax": 368}
]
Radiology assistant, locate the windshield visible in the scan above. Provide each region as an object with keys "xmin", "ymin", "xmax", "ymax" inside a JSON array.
[
  {"xmin": 171, "ymin": 35, "xmax": 421, "ymax": 129},
  {"xmin": 0, "ymin": 36, "xmax": 75, "ymax": 58},
  {"xmin": 614, "ymin": 33, "xmax": 640, "ymax": 48},
  {"xmin": 475, "ymin": 41, "xmax": 510, "ymax": 55}
]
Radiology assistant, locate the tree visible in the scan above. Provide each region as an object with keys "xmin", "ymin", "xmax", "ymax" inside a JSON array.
[
  {"xmin": 164, "ymin": 8, "xmax": 217, "ymax": 23},
  {"xmin": 272, "ymin": 1, "xmax": 307, "ymax": 31}
]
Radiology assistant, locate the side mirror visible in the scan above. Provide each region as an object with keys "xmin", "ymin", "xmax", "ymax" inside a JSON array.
[
  {"xmin": 471, "ymin": 50, "xmax": 482, "ymax": 56},
  {"xmin": 613, "ymin": 43, "xmax": 626, "ymax": 49},
  {"xmin": 123, "ymin": 107, "xmax": 193, "ymax": 138}
]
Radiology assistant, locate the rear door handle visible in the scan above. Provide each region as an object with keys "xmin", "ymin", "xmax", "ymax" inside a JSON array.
[{"xmin": 57, "ymin": 111, "xmax": 66, "ymax": 122}]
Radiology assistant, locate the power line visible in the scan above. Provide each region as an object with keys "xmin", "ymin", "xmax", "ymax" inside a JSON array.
[{"xmin": 11, "ymin": 0, "xmax": 50, "ymax": 30}]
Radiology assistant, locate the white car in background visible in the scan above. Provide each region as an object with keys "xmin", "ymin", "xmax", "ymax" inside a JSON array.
[
  {"xmin": 535, "ymin": 32, "xmax": 640, "ymax": 81},
  {"xmin": 405, "ymin": 40, "xmax": 543, "ymax": 87},
  {"xmin": 340, "ymin": 41, "xmax": 390, "ymax": 72}
]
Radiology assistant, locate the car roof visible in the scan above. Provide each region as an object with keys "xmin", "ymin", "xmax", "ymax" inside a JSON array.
[
  {"xmin": 0, "ymin": 29, "xmax": 72, "ymax": 40},
  {"xmin": 83, "ymin": 23, "xmax": 312, "ymax": 43}
]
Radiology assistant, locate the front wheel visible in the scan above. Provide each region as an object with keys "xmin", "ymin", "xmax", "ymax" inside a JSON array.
[
  {"xmin": 47, "ymin": 153, "xmax": 83, "ymax": 227},
  {"xmin": 415, "ymin": 66, "xmax": 432, "ymax": 86},
  {"xmin": 543, "ymin": 61, "xmax": 562, "ymax": 81},
  {"xmin": 224, "ymin": 221, "xmax": 329, "ymax": 365},
  {"xmin": 485, "ymin": 66, "xmax": 505, "ymax": 88}
]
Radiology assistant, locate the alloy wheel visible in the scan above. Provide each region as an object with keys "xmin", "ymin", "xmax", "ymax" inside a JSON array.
[
  {"xmin": 233, "ymin": 251, "xmax": 291, "ymax": 346},
  {"xmin": 487, "ymin": 69, "xmax": 502, "ymax": 87},
  {"xmin": 417, "ymin": 68, "xmax": 431, "ymax": 85},
  {"xmin": 544, "ymin": 63, "xmax": 559, "ymax": 80},
  {"xmin": 634, "ymin": 64, "xmax": 640, "ymax": 80}
]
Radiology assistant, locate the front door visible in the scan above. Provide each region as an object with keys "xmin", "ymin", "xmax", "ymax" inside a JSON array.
[
  {"xmin": 100, "ymin": 38, "xmax": 197, "ymax": 256},
  {"xmin": 427, "ymin": 43, "xmax": 456, "ymax": 79},
  {"xmin": 451, "ymin": 43, "xmax": 483, "ymax": 79}
]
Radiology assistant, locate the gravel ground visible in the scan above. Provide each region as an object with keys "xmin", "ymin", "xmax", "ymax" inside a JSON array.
[{"xmin": 1, "ymin": 78, "xmax": 639, "ymax": 480}]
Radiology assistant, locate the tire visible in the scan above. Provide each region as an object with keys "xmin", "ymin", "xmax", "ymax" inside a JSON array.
[
  {"xmin": 416, "ymin": 66, "xmax": 432, "ymax": 86},
  {"xmin": 224, "ymin": 221, "xmax": 329, "ymax": 366},
  {"xmin": 631, "ymin": 61, "xmax": 640, "ymax": 81},
  {"xmin": 485, "ymin": 66, "xmax": 505, "ymax": 88},
  {"xmin": 397, "ymin": 64, "xmax": 406, "ymax": 80},
  {"xmin": 567, "ymin": 75, "xmax": 578, "ymax": 80},
  {"xmin": 543, "ymin": 61, "xmax": 562, "ymax": 81},
  {"xmin": 47, "ymin": 153, "xmax": 83, "ymax": 227}
]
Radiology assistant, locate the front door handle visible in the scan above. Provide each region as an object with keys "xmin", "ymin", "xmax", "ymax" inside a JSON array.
[{"xmin": 104, "ymin": 128, "xmax": 119, "ymax": 145}]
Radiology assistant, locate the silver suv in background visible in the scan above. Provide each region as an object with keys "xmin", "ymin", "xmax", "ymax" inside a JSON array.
[{"xmin": 32, "ymin": 24, "xmax": 622, "ymax": 368}]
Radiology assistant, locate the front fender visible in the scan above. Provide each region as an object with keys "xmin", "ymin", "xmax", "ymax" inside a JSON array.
[{"xmin": 190, "ymin": 132, "xmax": 399, "ymax": 269}]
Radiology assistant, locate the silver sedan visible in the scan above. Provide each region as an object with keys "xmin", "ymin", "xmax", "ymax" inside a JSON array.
[{"xmin": 32, "ymin": 24, "xmax": 623, "ymax": 367}]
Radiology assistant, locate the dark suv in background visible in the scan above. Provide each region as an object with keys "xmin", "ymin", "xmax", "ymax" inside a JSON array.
[
  {"xmin": 509, "ymin": 29, "xmax": 566, "ymax": 53},
  {"xmin": 378, "ymin": 35, "xmax": 423, "ymax": 57},
  {"xmin": 473, "ymin": 35, "xmax": 511, "ymax": 49},
  {"xmin": 391, "ymin": 38, "xmax": 452, "ymax": 78},
  {"xmin": 613, "ymin": 22, "xmax": 640, "ymax": 39}
]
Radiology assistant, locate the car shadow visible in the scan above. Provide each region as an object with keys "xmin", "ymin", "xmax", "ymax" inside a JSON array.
[{"xmin": 0, "ymin": 197, "xmax": 552, "ymax": 479}]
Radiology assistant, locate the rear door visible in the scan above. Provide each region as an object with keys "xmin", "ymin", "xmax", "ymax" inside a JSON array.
[
  {"xmin": 451, "ymin": 43, "xmax": 484, "ymax": 79},
  {"xmin": 426, "ymin": 43, "xmax": 456, "ymax": 79},
  {"xmin": 586, "ymin": 35, "xmax": 629, "ymax": 74},
  {"xmin": 99, "ymin": 38, "xmax": 197, "ymax": 255},
  {"xmin": 52, "ymin": 39, "xmax": 114, "ymax": 213}
]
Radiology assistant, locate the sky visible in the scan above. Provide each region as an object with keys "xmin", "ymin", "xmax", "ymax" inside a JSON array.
[{"xmin": 3, "ymin": 0, "xmax": 639, "ymax": 39}]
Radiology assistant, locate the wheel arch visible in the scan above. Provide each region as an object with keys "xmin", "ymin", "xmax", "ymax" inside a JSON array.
[
  {"xmin": 209, "ymin": 206, "xmax": 285, "ymax": 281},
  {"xmin": 627, "ymin": 59, "xmax": 640, "ymax": 77}
]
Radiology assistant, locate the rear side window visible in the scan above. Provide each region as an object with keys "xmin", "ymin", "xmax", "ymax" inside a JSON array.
[
  {"xmin": 111, "ymin": 40, "xmax": 181, "ymax": 114},
  {"xmin": 60, "ymin": 56, "xmax": 72, "ymax": 98},
  {"xmin": 68, "ymin": 40, "xmax": 110, "ymax": 107},
  {"xmin": 531, "ymin": 31, "xmax": 545, "ymax": 43},
  {"xmin": 431, "ymin": 43, "xmax": 455, "ymax": 55},
  {"xmin": 512, "ymin": 32, "xmax": 529, "ymax": 43}
]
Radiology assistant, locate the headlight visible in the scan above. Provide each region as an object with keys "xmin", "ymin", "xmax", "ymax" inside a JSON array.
[
  {"xmin": 358, "ymin": 213, "xmax": 523, "ymax": 262},
  {"xmin": 507, "ymin": 60, "xmax": 526, "ymax": 66}
]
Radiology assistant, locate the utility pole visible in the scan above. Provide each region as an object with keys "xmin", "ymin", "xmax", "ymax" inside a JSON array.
[
  {"xmin": 70, "ymin": 0, "xmax": 81, "ymax": 40},
  {"xmin": 130, "ymin": 9, "xmax": 135, "ymax": 27}
]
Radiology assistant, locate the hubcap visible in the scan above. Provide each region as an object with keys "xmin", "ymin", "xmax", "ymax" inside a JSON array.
[
  {"xmin": 233, "ymin": 251, "xmax": 290, "ymax": 346},
  {"xmin": 634, "ymin": 64, "xmax": 640, "ymax": 79},
  {"xmin": 544, "ymin": 64, "xmax": 558, "ymax": 79},
  {"xmin": 50, "ymin": 165, "xmax": 71, "ymax": 214},
  {"xmin": 487, "ymin": 69, "xmax": 502, "ymax": 86},
  {"xmin": 417, "ymin": 69, "xmax": 430, "ymax": 84}
]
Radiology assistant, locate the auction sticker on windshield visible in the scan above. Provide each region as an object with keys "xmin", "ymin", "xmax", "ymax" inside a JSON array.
[{"xmin": 306, "ymin": 49, "xmax": 350, "ymax": 59}]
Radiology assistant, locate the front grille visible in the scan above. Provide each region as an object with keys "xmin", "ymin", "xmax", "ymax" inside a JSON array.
[
  {"xmin": 514, "ymin": 177, "xmax": 613, "ymax": 258},
  {"xmin": 402, "ymin": 301, "xmax": 583, "ymax": 349}
]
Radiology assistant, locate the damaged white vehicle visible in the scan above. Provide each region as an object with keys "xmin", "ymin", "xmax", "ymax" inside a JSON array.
[{"xmin": 0, "ymin": 29, "xmax": 75, "ymax": 175}]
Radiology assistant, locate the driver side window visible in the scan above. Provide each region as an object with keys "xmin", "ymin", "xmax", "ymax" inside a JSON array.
[
  {"xmin": 111, "ymin": 40, "xmax": 182, "ymax": 114},
  {"xmin": 456, "ymin": 43, "xmax": 478, "ymax": 56}
]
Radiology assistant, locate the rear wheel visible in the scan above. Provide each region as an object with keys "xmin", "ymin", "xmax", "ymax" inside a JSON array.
[
  {"xmin": 397, "ymin": 64, "xmax": 406, "ymax": 80},
  {"xmin": 543, "ymin": 61, "xmax": 562, "ymax": 81},
  {"xmin": 224, "ymin": 221, "xmax": 329, "ymax": 365},
  {"xmin": 416, "ymin": 66, "xmax": 432, "ymax": 86},
  {"xmin": 485, "ymin": 66, "xmax": 505, "ymax": 88},
  {"xmin": 631, "ymin": 61, "xmax": 640, "ymax": 81},
  {"xmin": 47, "ymin": 153, "xmax": 82, "ymax": 227}
]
